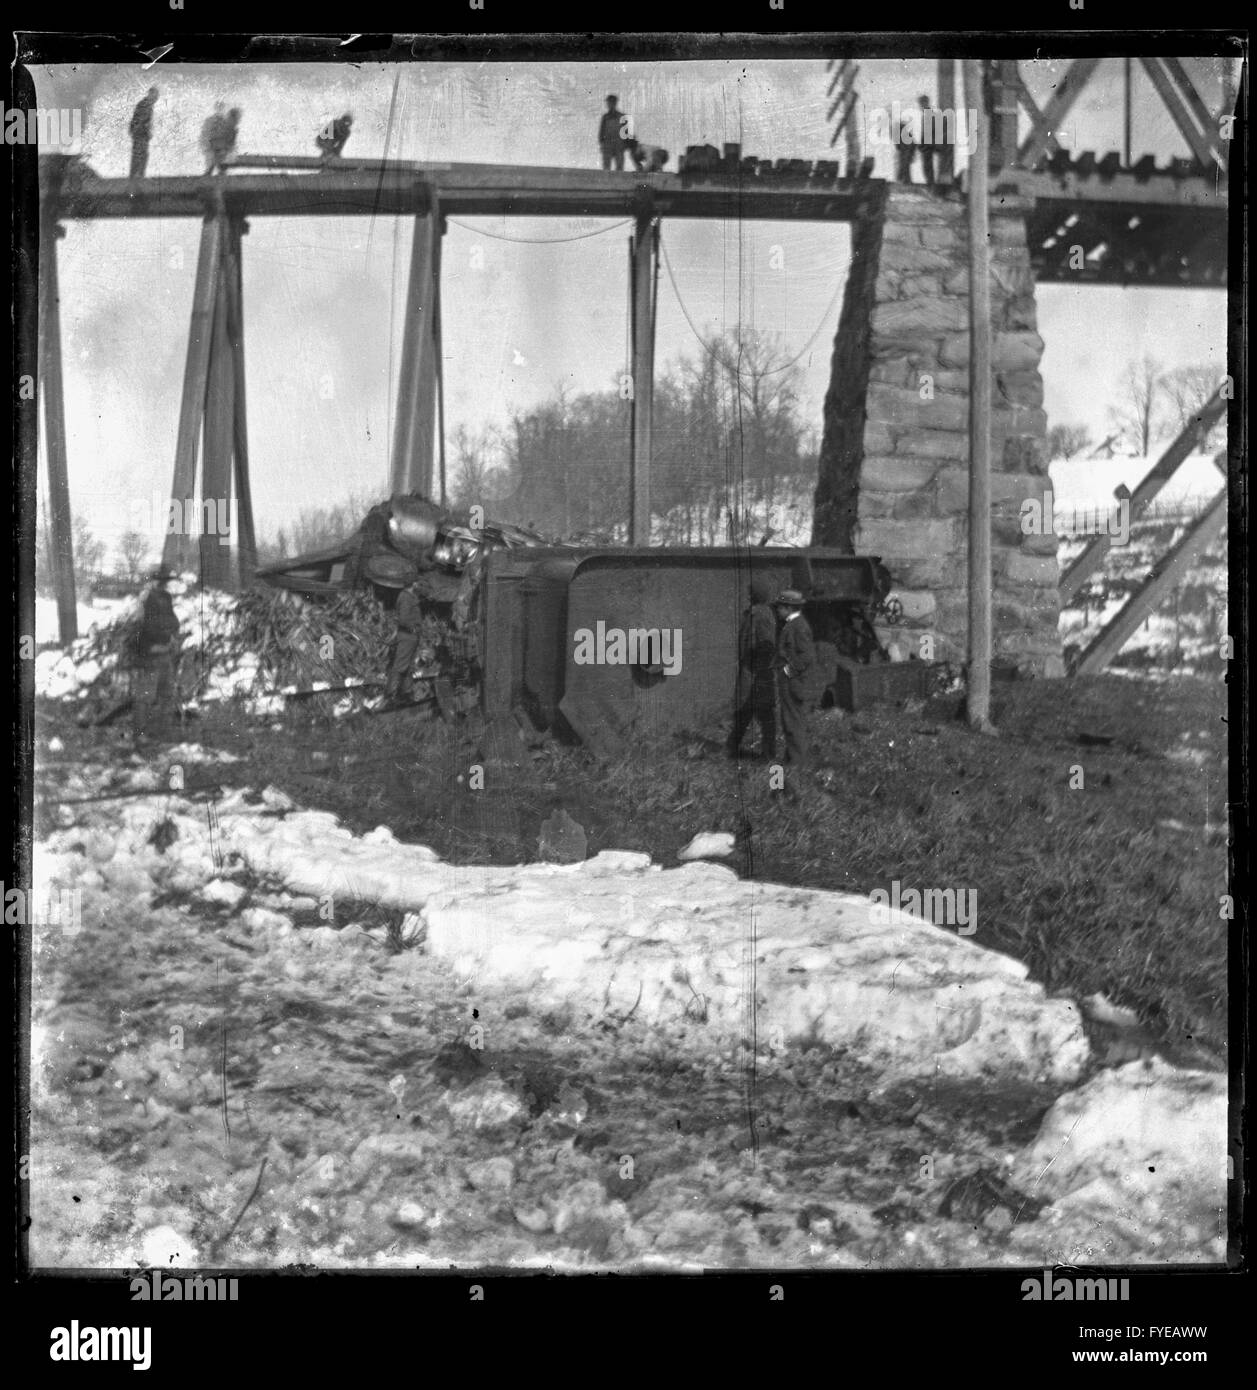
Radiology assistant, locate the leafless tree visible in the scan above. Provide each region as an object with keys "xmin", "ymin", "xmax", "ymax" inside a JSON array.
[
  {"xmin": 1160, "ymin": 364, "xmax": 1227, "ymax": 448},
  {"xmin": 1108, "ymin": 356, "xmax": 1168, "ymax": 456},
  {"xmin": 115, "ymin": 528, "xmax": 150, "ymax": 580},
  {"xmin": 72, "ymin": 514, "xmax": 106, "ymax": 589},
  {"xmin": 1046, "ymin": 422, "xmax": 1093, "ymax": 460}
]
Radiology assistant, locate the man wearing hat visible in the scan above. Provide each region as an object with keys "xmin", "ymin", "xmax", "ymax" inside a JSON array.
[
  {"xmin": 131, "ymin": 567, "xmax": 183, "ymax": 747},
  {"xmin": 727, "ymin": 575, "xmax": 778, "ymax": 760},
  {"xmin": 773, "ymin": 589, "xmax": 815, "ymax": 783},
  {"xmin": 383, "ymin": 577, "xmax": 425, "ymax": 707}
]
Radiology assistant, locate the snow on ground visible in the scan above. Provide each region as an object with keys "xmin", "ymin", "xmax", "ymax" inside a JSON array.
[
  {"xmin": 1009, "ymin": 1060, "xmax": 1227, "ymax": 1265},
  {"xmin": 35, "ymin": 580, "xmax": 267, "ymax": 709},
  {"xmin": 35, "ymin": 595, "xmax": 135, "ymax": 646},
  {"xmin": 28, "ymin": 750, "xmax": 1227, "ymax": 1265},
  {"xmin": 80, "ymin": 790, "xmax": 1089, "ymax": 1086},
  {"xmin": 1049, "ymin": 453, "xmax": 1225, "ymax": 512}
]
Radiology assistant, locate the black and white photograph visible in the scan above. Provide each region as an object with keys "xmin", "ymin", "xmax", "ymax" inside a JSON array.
[{"xmin": 12, "ymin": 24, "xmax": 1245, "ymax": 1345}]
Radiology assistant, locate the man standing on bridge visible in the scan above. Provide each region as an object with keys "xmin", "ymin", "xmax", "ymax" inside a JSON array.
[
  {"xmin": 128, "ymin": 87, "xmax": 158, "ymax": 179},
  {"xmin": 598, "ymin": 95, "xmax": 629, "ymax": 171}
]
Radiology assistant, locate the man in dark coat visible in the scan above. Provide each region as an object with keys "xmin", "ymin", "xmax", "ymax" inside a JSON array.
[
  {"xmin": 598, "ymin": 95, "xmax": 628, "ymax": 171},
  {"xmin": 131, "ymin": 568, "xmax": 182, "ymax": 747},
  {"xmin": 773, "ymin": 588, "xmax": 815, "ymax": 783},
  {"xmin": 383, "ymin": 579, "xmax": 424, "ymax": 705},
  {"xmin": 727, "ymin": 575, "xmax": 778, "ymax": 760},
  {"xmin": 128, "ymin": 87, "xmax": 158, "ymax": 179}
]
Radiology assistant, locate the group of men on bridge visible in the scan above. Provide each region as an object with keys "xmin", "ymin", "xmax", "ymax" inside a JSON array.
[{"xmin": 125, "ymin": 89, "xmax": 354, "ymax": 179}]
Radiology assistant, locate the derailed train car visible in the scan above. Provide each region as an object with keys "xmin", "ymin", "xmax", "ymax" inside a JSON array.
[
  {"xmin": 478, "ymin": 546, "xmax": 895, "ymax": 756},
  {"xmin": 256, "ymin": 494, "xmax": 908, "ymax": 750}
]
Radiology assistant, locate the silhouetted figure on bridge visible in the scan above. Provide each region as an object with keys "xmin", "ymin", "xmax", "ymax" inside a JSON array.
[
  {"xmin": 896, "ymin": 95, "xmax": 939, "ymax": 187},
  {"xmin": 200, "ymin": 103, "xmax": 241, "ymax": 174},
  {"xmin": 128, "ymin": 87, "xmax": 158, "ymax": 179},
  {"xmin": 599, "ymin": 95, "xmax": 629, "ymax": 171},
  {"xmin": 316, "ymin": 112, "xmax": 353, "ymax": 160}
]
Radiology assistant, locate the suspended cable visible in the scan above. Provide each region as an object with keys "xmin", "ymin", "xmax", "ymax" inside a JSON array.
[
  {"xmin": 445, "ymin": 217, "xmax": 633, "ymax": 244},
  {"xmin": 659, "ymin": 232, "xmax": 849, "ymax": 381}
]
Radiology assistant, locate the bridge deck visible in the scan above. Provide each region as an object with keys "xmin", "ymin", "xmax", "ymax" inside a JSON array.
[{"xmin": 41, "ymin": 158, "xmax": 875, "ymax": 223}]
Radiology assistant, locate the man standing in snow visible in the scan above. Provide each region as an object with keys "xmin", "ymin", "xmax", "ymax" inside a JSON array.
[
  {"xmin": 727, "ymin": 575, "xmax": 778, "ymax": 760},
  {"xmin": 131, "ymin": 568, "xmax": 183, "ymax": 748},
  {"xmin": 773, "ymin": 588, "xmax": 815, "ymax": 789},
  {"xmin": 383, "ymin": 579, "xmax": 424, "ymax": 707}
]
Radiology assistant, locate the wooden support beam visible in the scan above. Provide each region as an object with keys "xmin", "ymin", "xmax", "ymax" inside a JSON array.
[
  {"xmin": 1017, "ymin": 57, "xmax": 1103, "ymax": 169},
  {"xmin": 1161, "ymin": 58, "xmax": 1222, "ymax": 154},
  {"xmin": 1060, "ymin": 385, "xmax": 1228, "ymax": 602},
  {"xmin": 937, "ymin": 59, "xmax": 957, "ymax": 184},
  {"xmin": 390, "ymin": 198, "xmax": 440, "ymax": 496},
  {"xmin": 629, "ymin": 215, "xmax": 658, "ymax": 546},
  {"xmin": 964, "ymin": 59, "xmax": 994, "ymax": 732},
  {"xmin": 225, "ymin": 217, "xmax": 256, "ymax": 584},
  {"xmin": 1138, "ymin": 57, "xmax": 1225, "ymax": 173},
  {"xmin": 200, "ymin": 213, "xmax": 236, "ymax": 589},
  {"xmin": 49, "ymin": 163, "xmax": 870, "ymax": 224},
  {"xmin": 38, "ymin": 213, "xmax": 78, "ymax": 644},
  {"xmin": 1072, "ymin": 487, "xmax": 1227, "ymax": 676},
  {"xmin": 989, "ymin": 60, "xmax": 1021, "ymax": 171},
  {"xmin": 163, "ymin": 211, "xmax": 223, "ymax": 572}
]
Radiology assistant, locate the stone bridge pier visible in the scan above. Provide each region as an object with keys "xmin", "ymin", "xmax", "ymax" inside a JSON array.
[{"xmin": 814, "ymin": 184, "xmax": 1063, "ymax": 677}]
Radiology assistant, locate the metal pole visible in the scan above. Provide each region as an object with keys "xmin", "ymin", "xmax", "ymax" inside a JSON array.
[
  {"xmin": 964, "ymin": 59, "xmax": 995, "ymax": 732},
  {"xmin": 38, "ymin": 212, "xmax": 78, "ymax": 644}
]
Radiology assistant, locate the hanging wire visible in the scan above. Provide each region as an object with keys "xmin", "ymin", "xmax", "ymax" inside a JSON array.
[
  {"xmin": 445, "ymin": 217, "xmax": 633, "ymax": 244},
  {"xmin": 659, "ymin": 232, "xmax": 850, "ymax": 381}
]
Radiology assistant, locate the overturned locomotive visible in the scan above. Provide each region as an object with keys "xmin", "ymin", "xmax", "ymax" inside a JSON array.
[{"xmin": 256, "ymin": 494, "xmax": 910, "ymax": 751}]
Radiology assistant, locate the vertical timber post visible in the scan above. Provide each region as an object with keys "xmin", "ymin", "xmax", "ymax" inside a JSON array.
[
  {"xmin": 964, "ymin": 59, "xmax": 994, "ymax": 732},
  {"xmin": 629, "ymin": 213, "xmax": 657, "ymax": 545},
  {"xmin": 163, "ymin": 207, "xmax": 224, "ymax": 573},
  {"xmin": 435, "ymin": 214, "xmax": 447, "ymax": 507},
  {"xmin": 38, "ymin": 210, "xmax": 78, "ymax": 644},
  {"xmin": 390, "ymin": 188, "xmax": 439, "ymax": 497},
  {"xmin": 226, "ymin": 216, "xmax": 256, "ymax": 585},
  {"xmin": 989, "ymin": 60, "xmax": 1020, "ymax": 171},
  {"xmin": 937, "ymin": 59, "xmax": 956, "ymax": 184},
  {"xmin": 201, "ymin": 210, "xmax": 236, "ymax": 589}
]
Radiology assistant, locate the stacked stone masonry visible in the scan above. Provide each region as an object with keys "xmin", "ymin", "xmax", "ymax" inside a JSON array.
[{"xmin": 829, "ymin": 185, "xmax": 1063, "ymax": 676}]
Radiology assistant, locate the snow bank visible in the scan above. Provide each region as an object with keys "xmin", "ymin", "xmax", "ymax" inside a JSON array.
[
  {"xmin": 1011, "ymin": 1059, "xmax": 1227, "ymax": 1262},
  {"xmin": 39, "ymin": 787, "xmax": 1092, "ymax": 1086}
]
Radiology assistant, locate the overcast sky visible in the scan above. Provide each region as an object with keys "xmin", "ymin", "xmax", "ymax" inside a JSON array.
[{"xmin": 31, "ymin": 56, "xmax": 1231, "ymax": 551}]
